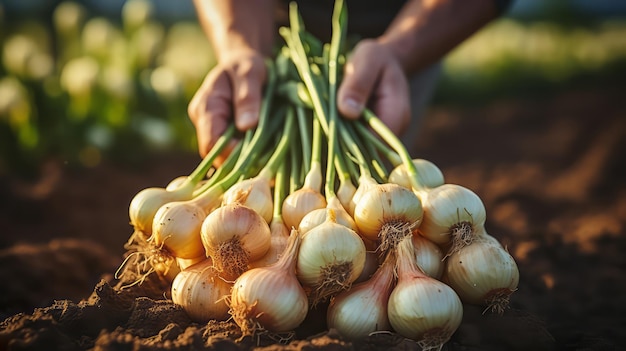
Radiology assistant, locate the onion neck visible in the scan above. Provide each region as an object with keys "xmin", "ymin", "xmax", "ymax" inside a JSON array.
[{"xmin": 396, "ymin": 236, "xmax": 428, "ymax": 280}]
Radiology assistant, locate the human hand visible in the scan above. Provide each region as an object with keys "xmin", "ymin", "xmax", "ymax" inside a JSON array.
[
  {"xmin": 188, "ymin": 51, "xmax": 267, "ymax": 159},
  {"xmin": 337, "ymin": 39, "xmax": 411, "ymax": 135}
]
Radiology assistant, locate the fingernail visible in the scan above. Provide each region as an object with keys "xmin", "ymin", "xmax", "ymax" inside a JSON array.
[{"xmin": 342, "ymin": 98, "xmax": 363, "ymax": 117}]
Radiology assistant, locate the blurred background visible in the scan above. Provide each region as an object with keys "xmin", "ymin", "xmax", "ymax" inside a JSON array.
[{"xmin": 1, "ymin": 0, "xmax": 626, "ymax": 177}]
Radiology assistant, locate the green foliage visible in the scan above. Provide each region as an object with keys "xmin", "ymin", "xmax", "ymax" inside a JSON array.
[{"xmin": 0, "ymin": 0, "xmax": 215, "ymax": 176}]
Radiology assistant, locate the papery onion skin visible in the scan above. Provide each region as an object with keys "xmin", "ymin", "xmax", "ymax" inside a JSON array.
[
  {"xmin": 417, "ymin": 184, "xmax": 486, "ymax": 248},
  {"xmin": 298, "ymin": 201, "xmax": 357, "ymax": 235},
  {"xmin": 249, "ymin": 220, "xmax": 290, "ymax": 269},
  {"xmin": 201, "ymin": 203, "xmax": 271, "ymax": 277},
  {"xmin": 388, "ymin": 159, "xmax": 445, "ymax": 190},
  {"xmin": 282, "ymin": 188, "xmax": 327, "ymax": 230},
  {"xmin": 388, "ymin": 237, "xmax": 463, "ymax": 348},
  {"xmin": 296, "ymin": 213, "xmax": 366, "ymax": 303},
  {"xmin": 327, "ymin": 252, "xmax": 395, "ymax": 340},
  {"xmin": 412, "ymin": 234, "xmax": 445, "ymax": 279},
  {"xmin": 222, "ymin": 177, "xmax": 273, "ymax": 224},
  {"xmin": 353, "ymin": 183, "xmax": 423, "ymax": 246},
  {"xmin": 171, "ymin": 259, "xmax": 232, "ymax": 322},
  {"xmin": 444, "ymin": 233, "xmax": 519, "ymax": 313},
  {"xmin": 230, "ymin": 231, "xmax": 308, "ymax": 333},
  {"xmin": 151, "ymin": 201, "xmax": 207, "ymax": 259},
  {"xmin": 129, "ymin": 186, "xmax": 193, "ymax": 236}
]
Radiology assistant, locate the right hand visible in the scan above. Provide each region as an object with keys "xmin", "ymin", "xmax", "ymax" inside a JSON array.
[{"xmin": 188, "ymin": 50, "xmax": 267, "ymax": 160}]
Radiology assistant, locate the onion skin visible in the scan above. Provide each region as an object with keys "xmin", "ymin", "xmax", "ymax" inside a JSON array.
[
  {"xmin": 296, "ymin": 210, "xmax": 366, "ymax": 304},
  {"xmin": 222, "ymin": 176, "xmax": 273, "ymax": 224},
  {"xmin": 230, "ymin": 230, "xmax": 308, "ymax": 333},
  {"xmin": 412, "ymin": 234, "xmax": 445, "ymax": 279},
  {"xmin": 171, "ymin": 259, "xmax": 231, "ymax": 322},
  {"xmin": 201, "ymin": 203, "xmax": 271, "ymax": 277},
  {"xmin": 388, "ymin": 159, "xmax": 445, "ymax": 190},
  {"xmin": 417, "ymin": 184, "xmax": 486, "ymax": 249},
  {"xmin": 388, "ymin": 236, "xmax": 463, "ymax": 348},
  {"xmin": 298, "ymin": 197, "xmax": 357, "ymax": 235},
  {"xmin": 151, "ymin": 201, "xmax": 207, "ymax": 259},
  {"xmin": 129, "ymin": 186, "xmax": 194, "ymax": 236},
  {"xmin": 444, "ymin": 233, "xmax": 520, "ymax": 313},
  {"xmin": 353, "ymin": 183, "xmax": 423, "ymax": 248},
  {"xmin": 327, "ymin": 252, "xmax": 395, "ymax": 340},
  {"xmin": 282, "ymin": 188, "xmax": 327, "ymax": 230}
]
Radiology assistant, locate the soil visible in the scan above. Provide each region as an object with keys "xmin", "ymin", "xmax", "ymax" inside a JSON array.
[{"xmin": 1, "ymin": 85, "xmax": 624, "ymax": 351}]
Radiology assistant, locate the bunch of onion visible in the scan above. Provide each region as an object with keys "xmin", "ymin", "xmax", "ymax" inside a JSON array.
[
  {"xmin": 116, "ymin": 126, "xmax": 239, "ymax": 287},
  {"xmin": 171, "ymin": 258, "xmax": 232, "ymax": 322},
  {"xmin": 443, "ymin": 228, "xmax": 519, "ymax": 313},
  {"xmin": 388, "ymin": 236, "xmax": 463, "ymax": 350},
  {"xmin": 230, "ymin": 228, "xmax": 308, "ymax": 335},
  {"xmin": 327, "ymin": 249, "xmax": 396, "ymax": 340},
  {"xmin": 201, "ymin": 105, "xmax": 295, "ymax": 278}
]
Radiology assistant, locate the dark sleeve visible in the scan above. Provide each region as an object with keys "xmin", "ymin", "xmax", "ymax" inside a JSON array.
[{"xmin": 493, "ymin": 0, "xmax": 515, "ymax": 15}]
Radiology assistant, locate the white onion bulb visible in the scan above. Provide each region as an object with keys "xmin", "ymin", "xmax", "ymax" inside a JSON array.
[
  {"xmin": 222, "ymin": 175, "xmax": 273, "ymax": 224},
  {"xmin": 201, "ymin": 202, "xmax": 271, "ymax": 278},
  {"xmin": 353, "ymin": 183, "xmax": 423, "ymax": 251},
  {"xmin": 388, "ymin": 236, "xmax": 463, "ymax": 349},
  {"xmin": 444, "ymin": 232, "xmax": 519, "ymax": 313},
  {"xmin": 412, "ymin": 234, "xmax": 445, "ymax": 279},
  {"xmin": 417, "ymin": 183, "xmax": 486, "ymax": 254},
  {"xmin": 171, "ymin": 258, "xmax": 231, "ymax": 322},
  {"xmin": 230, "ymin": 229, "xmax": 308, "ymax": 333},
  {"xmin": 327, "ymin": 251, "xmax": 395, "ymax": 340},
  {"xmin": 151, "ymin": 201, "xmax": 207, "ymax": 259},
  {"xmin": 388, "ymin": 159, "xmax": 445, "ymax": 190},
  {"xmin": 296, "ymin": 209, "xmax": 366, "ymax": 305}
]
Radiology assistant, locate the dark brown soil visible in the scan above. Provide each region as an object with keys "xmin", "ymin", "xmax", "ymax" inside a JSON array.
[{"xmin": 1, "ymin": 85, "xmax": 624, "ymax": 350}]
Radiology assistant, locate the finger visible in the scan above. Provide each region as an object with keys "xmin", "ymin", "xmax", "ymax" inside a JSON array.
[
  {"xmin": 230, "ymin": 57, "xmax": 267, "ymax": 131},
  {"xmin": 337, "ymin": 40, "xmax": 381, "ymax": 119},
  {"xmin": 188, "ymin": 70, "xmax": 233, "ymax": 157},
  {"xmin": 370, "ymin": 64, "xmax": 411, "ymax": 135}
]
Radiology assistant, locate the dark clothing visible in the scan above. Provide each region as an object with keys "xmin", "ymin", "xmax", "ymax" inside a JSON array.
[{"xmin": 276, "ymin": 0, "xmax": 514, "ymax": 41}]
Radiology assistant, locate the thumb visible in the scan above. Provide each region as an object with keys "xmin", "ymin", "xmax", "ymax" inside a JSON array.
[{"xmin": 337, "ymin": 40, "xmax": 381, "ymax": 119}]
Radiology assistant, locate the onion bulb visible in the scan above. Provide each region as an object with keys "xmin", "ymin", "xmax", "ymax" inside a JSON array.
[
  {"xmin": 297, "ymin": 209, "xmax": 366, "ymax": 305},
  {"xmin": 327, "ymin": 251, "xmax": 396, "ymax": 340},
  {"xmin": 230, "ymin": 229, "xmax": 308, "ymax": 334},
  {"xmin": 388, "ymin": 236, "xmax": 463, "ymax": 350},
  {"xmin": 443, "ymin": 231, "xmax": 519, "ymax": 313},
  {"xmin": 129, "ymin": 183, "xmax": 195, "ymax": 236},
  {"xmin": 222, "ymin": 175, "xmax": 273, "ymax": 224},
  {"xmin": 388, "ymin": 159, "xmax": 445, "ymax": 190},
  {"xmin": 171, "ymin": 258, "xmax": 231, "ymax": 322},
  {"xmin": 417, "ymin": 183, "xmax": 486, "ymax": 254},
  {"xmin": 201, "ymin": 202, "xmax": 271, "ymax": 278},
  {"xmin": 249, "ymin": 218, "xmax": 290, "ymax": 269},
  {"xmin": 347, "ymin": 173, "xmax": 377, "ymax": 217},
  {"xmin": 353, "ymin": 182, "xmax": 423, "ymax": 251},
  {"xmin": 412, "ymin": 234, "xmax": 445, "ymax": 279},
  {"xmin": 298, "ymin": 196, "xmax": 357, "ymax": 235},
  {"xmin": 151, "ymin": 201, "xmax": 207, "ymax": 259},
  {"xmin": 282, "ymin": 162, "xmax": 326, "ymax": 229}
]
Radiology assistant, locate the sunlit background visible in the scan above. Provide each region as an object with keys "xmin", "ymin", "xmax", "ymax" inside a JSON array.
[{"xmin": 1, "ymin": 0, "xmax": 625, "ymax": 176}]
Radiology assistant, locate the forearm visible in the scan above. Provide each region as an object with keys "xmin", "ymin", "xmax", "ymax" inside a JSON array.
[
  {"xmin": 378, "ymin": 0, "xmax": 501, "ymax": 75},
  {"xmin": 193, "ymin": 0, "xmax": 276, "ymax": 61}
]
